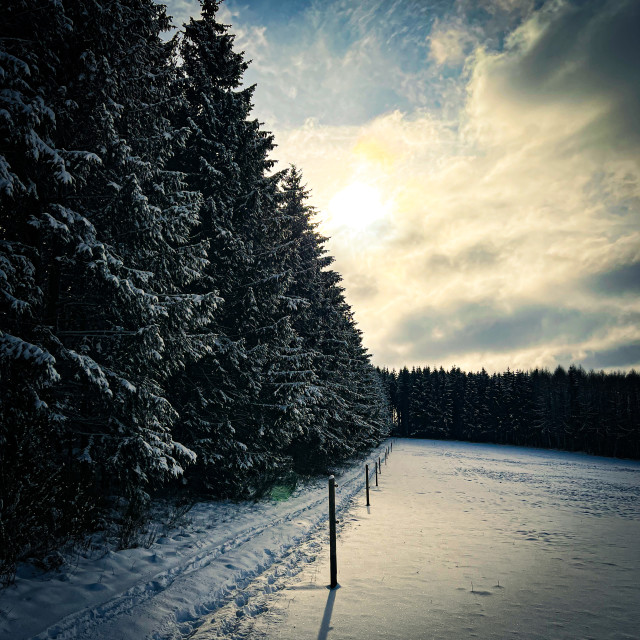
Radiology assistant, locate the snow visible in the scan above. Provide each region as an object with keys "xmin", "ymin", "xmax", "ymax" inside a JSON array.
[
  {"xmin": 236, "ymin": 440, "xmax": 640, "ymax": 640},
  {"xmin": 67, "ymin": 350, "xmax": 112, "ymax": 395},
  {"xmin": 2, "ymin": 440, "xmax": 639, "ymax": 640},
  {"xmin": 0, "ymin": 444, "xmax": 388, "ymax": 640},
  {"xmin": 0, "ymin": 332, "xmax": 59, "ymax": 380}
]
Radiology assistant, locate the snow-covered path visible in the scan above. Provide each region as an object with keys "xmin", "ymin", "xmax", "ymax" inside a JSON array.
[
  {"xmin": 5, "ymin": 439, "xmax": 640, "ymax": 640},
  {"xmin": 0, "ymin": 444, "xmax": 388, "ymax": 640},
  {"xmin": 231, "ymin": 439, "xmax": 640, "ymax": 640}
]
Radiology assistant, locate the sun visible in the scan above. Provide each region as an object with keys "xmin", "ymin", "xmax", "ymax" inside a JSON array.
[{"xmin": 327, "ymin": 182, "xmax": 391, "ymax": 230}]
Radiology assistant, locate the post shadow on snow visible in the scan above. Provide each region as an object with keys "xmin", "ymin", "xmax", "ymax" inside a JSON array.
[
  {"xmin": 319, "ymin": 442, "xmax": 389, "ymax": 639},
  {"xmin": 318, "ymin": 585, "xmax": 339, "ymax": 640}
]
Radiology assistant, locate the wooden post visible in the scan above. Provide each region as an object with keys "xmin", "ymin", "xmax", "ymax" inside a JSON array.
[
  {"xmin": 329, "ymin": 476, "xmax": 337, "ymax": 589},
  {"xmin": 365, "ymin": 464, "xmax": 370, "ymax": 506},
  {"xmin": 375, "ymin": 461, "xmax": 378, "ymax": 486},
  {"xmin": 379, "ymin": 456, "xmax": 382, "ymax": 474},
  {"xmin": 391, "ymin": 442, "xmax": 393, "ymax": 453}
]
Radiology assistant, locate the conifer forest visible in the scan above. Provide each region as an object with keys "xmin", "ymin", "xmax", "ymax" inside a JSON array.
[
  {"xmin": 0, "ymin": 0, "xmax": 391, "ymax": 578},
  {"xmin": 381, "ymin": 366, "xmax": 640, "ymax": 460}
]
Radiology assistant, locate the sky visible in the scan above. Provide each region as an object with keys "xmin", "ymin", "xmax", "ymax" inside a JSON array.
[{"xmin": 165, "ymin": 0, "xmax": 640, "ymax": 374}]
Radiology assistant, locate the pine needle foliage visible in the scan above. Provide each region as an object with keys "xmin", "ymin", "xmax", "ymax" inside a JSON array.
[{"xmin": 0, "ymin": 0, "xmax": 391, "ymax": 579}]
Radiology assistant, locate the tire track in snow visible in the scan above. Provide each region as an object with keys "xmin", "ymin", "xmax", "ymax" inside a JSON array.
[
  {"xmin": 182, "ymin": 484, "xmax": 361, "ymax": 640},
  {"xmin": 178, "ymin": 473, "xmax": 365, "ymax": 640},
  {"xmin": 31, "ymin": 447, "xmax": 384, "ymax": 640}
]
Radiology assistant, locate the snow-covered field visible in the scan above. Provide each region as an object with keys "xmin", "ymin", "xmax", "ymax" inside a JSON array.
[
  {"xmin": 2, "ymin": 439, "xmax": 639, "ymax": 640},
  {"xmin": 199, "ymin": 439, "xmax": 640, "ymax": 640}
]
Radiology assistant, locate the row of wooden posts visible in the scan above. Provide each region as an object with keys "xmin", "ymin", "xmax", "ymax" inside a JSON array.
[{"xmin": 328, "ymin": 440, "xmax": 394, "ymax": 588}]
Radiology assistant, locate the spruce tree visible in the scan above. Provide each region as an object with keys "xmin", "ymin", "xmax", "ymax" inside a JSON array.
[
  {"xmin": 47, "ymin": 0, "xmax": 216, "ymax": 501},
  {"xmin": 275, "ymin": 166, "xmax": 391, "ymax": 468},
  {"xmin": 169, "ymin": 2, "xmax": 316, "ymax": 494},
  {"xmin": 1, "ymin": 0, "xmax": 216, "ymax": 571},
  {"xmin": 1, "ymin": 0, "xmax": 94, "ymax": 576}
]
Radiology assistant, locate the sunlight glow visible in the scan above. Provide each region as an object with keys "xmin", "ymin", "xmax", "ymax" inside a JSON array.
[{"xmin": 327, "ymin": 182, "xmax": 391, "ymax": 230}]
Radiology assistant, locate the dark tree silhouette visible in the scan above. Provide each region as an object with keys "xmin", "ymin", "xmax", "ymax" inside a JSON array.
[{"xmin": 380, "ymin": 366, "xmax": 640, "ymax": 460}]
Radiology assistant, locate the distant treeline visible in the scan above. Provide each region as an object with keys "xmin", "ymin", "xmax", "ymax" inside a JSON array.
[
  {"xmin": 0, "ymin": 0, "xmax": 390, "ymax": 581},
  {"xmin": 379, "ymin": 366, "xmax": 640, "ymax": 459}
]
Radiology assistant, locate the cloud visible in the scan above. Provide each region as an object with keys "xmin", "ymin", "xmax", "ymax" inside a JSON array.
[
  {"xmin": 428, "ymin": 19, "xmax": 481, "ymax": 67},
  {"xmin": 426, "ymin": 243, "xmax": 501, "ymax": 272},
  {"xmin": 466, "ymin": 0, "xmax": 640, "ymax": 154},
  {"xmin": 589, "ymin": 262, "xmax": 640, "ymax": 296},
  {"xmin": 215, "ymin": 0, "xmax": 419, "ymax": 127},
  {"xmin": 165, "ymin": 0, "xmax": 640, "ymax": 373},
  {"xmin": 389, "ymin": 302, "xmax": 638, "ymax": 360},
  {"xmin": 397, "ymin": 305, "xmax": 590, "ymax": 352},
  {"xmin": 346, "ymin": 273, "xmax": 379, "ymax": 301},
  {"xmin": 275, "ymin": 1, "xmax": 640, "ymax": 371},
  {"xmin": 579, "ymin": 342, "xmax": 640, "ymax": 370}
]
